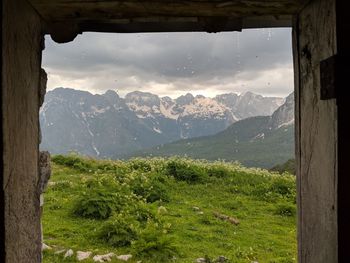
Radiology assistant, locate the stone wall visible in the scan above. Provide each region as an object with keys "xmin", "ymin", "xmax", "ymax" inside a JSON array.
[
  {"xmin": 2, "ymin": 0, "xmax": 43, "ymax": 261},
  {"xmin": 293, "ymin": 0, "xmax": 338, "ymax": 262}
]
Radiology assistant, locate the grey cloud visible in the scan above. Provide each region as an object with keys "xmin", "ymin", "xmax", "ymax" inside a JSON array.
[{"xmin": 43, "ymin": 28, "xmax": 293, "ymax": 97}]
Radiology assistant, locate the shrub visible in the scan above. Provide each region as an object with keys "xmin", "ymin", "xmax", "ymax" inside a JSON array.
[
  {"xmin": 73, "ymin": 192, "xmax": 125, "ymax": 219},
  {"xmin": 146, "ymin": 181, "xmax": 169, "ymax": 203},
  {"xmin": 166, "ymin": 160, "xmax": 205, "ymax": 183},
  {"xmin": 251, "ymin": 183, "xmax": 280, "ymax": 202},
  {"xmin": 49, "ymin": 181, "xmax": 72, "ymax": 191},
  {"xmin": 128, "ymin": 202, "xmax": 157, "ymax": 224},
  {"xmin": 52, "ymin": 154, "xmax": 127, "ymax": 174},
  {"xmin": 270, "ymin": 159, "xmax": 296, "ymax": 175},
  {"xmin": 98, "ymin": 214, "xmax": 139, "ymax": 247},
  {"xmin": 52, "ymin": 154, "xmax": 93, "ymax": 172},
  {"xmin": 270, "ymin": 178, "xmax": 295, "ymax": 196},
  {"xmin": 249, "ymin": 176, "xmax": 296, "ymax": 203},
  {"xmin": 130, "ymin": 176, "xmax": 169, "ymax": 203},
  {"xmin": 83, "ymin": 175, "xmax": 119, "ymax": 190},
  {"xmin": 129, "ymin": 159, "xmax": 153, "ymax": 172},
  {"xmin": 132, "ymin": 221, "xmax": 177, "ymax": 262},
  {"xmin": 206, "ymin": 165, "xmax": 230, "ymax": 178}
]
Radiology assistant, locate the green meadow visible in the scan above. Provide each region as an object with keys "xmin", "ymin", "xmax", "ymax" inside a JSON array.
[{"xmin": 43, "ymin": 155, "xmax": 296, "ymax": 263}]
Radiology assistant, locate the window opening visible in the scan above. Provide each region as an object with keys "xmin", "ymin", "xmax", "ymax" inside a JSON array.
[{"xmin": 40, "ymin": 29, "xmax": 296, "ymax": 263}]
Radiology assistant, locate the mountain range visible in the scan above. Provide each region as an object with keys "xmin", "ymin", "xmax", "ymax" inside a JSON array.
[
  {"xmin": 130, "ymin": 93, "xmax": 295, "ymax": 168},
  {"xmin": 40, "ymin": 88, "xmax": 285, "ymax": 161}
]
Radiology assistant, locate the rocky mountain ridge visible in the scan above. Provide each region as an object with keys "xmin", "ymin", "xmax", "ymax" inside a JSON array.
[
  {"xmin": 40, "ymin": 87, "xmax": 286, "ymax": 158},
  {"xmin": 129, "ymin": 92, "xmax": 295, "ymax": 168}
]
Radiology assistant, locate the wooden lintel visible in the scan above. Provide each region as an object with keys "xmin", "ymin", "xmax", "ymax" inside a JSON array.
[
  {"xmin": 30, "ymin": 0, "xmax": 306, "ymax": 36},
  {"xmin": 76, "ymin": 17, "xmax": 243, "ymax": 34}
]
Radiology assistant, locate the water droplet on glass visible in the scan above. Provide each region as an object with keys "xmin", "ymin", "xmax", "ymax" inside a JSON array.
[{"xmin": 267, "ymin": 29, "xmax": 272, "ymax": 41}]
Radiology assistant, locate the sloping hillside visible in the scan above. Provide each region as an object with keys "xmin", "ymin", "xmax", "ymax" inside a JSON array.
[
  {"xmin": 43, "ymin": 156, "xmax": 296, "ymax": 263},
  {"xmin": 128, "ymin": 93, "xmax": 295, "ymax": 168},
  {"xmin": 129, "ymin": 117, "xmax": 294, "ymax": 168}
]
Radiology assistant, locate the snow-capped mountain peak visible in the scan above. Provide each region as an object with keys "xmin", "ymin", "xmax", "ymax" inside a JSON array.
[{"xmin": 39, "ymin": 88, "xmax": 286, "ymax": 158}]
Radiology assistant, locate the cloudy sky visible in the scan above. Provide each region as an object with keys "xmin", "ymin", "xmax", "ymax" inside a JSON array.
[{"xmin": 42, "ymin": 28, "xmax": 294, "ymax": 98}]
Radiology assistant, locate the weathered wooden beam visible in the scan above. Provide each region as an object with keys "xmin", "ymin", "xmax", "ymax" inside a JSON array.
[
  {"xmin": 30, "ymin": 0, "xmax": 308, "ymax": 22},
  {"xmin": 2, "ymin": 0, "xmax": 43, "ymax": 261},
  {"xmin": 295, "ymin": 0, "xmax": 338, "ymax": 262},
  {"xmin": 31, "ymin": 0, "xmax": 307, "ymax": 42},
  {"xmin": 70, "ymin": 17, "xmax": 243, "ymax": 32}
]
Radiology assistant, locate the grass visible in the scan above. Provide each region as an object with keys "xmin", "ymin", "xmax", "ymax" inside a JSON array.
[{"xmin": 42, "ymin": 155, "xmax": 297, "ymax": 263}]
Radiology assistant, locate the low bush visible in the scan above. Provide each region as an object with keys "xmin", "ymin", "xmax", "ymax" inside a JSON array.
[
  {"xmin": 52, "ymin": 154, "xmax": 129, "ymax": 175},
  {"xmin": 270, "ymin": 178, "xmax": 295, "ymax": 197},
  {"xmin": 52, "ymin": 154, "xmax": 93, "ymax": 172},
  {"xmin": 270, "ymin": 159, "xmax": 296, "ymax": 175},
  {"xmin": 251, "ymin": 183, "xmax": 281, "ymax": 202},
  {"xmin": 130, "ymin": 176, "xmax": 169, "ymax": 203},
  {"xmin": 128, "ymin": 159, "xmax": 153, "ymax": 172},
  {"xmin": 83, "ymin": 175, "xmax": 119, "ymax": 190},
  {"xmin": 127, "ymin": 202, "xmax": 157, "ymax": 224},
  {"xmin": 49, "ymin": 181, "xmax": 72, "ymax": 191},
  {"xmin": 98, "ymin": 214, "xmax": 139, "ymax": 247},
  {"xmin": 250, "ymin": 176, "xmax": 296, "ymax": 203},
  {"xmin": 146, "ymin": 180, "xmax": 169, "ymax": 203},
  {"xmin": 166, "ymin": 160, "xmax": 206, "ymax": 183},
  {"xmin": 206, "ymin": 165, "xmax": 230, "ymax": 178},
  {"xmin": 73, "ymin": 191, "xmax": 125, "ymax": 219},
  {"xmin": 132, "ymin": 221, "xmax": 177, "ymax": 262}
]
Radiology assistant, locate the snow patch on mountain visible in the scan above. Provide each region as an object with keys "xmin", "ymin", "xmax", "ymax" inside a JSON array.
[
  {"xmin": 159, "ymin": 102, "xmax": 179, "ymax": 120},
  {"xmin": 277, "ymin": 119, "xmax": 295, "ymax": 129},
  {"xmin": 92, "ymin": 142, "xmax": 100, "ymax": 156},
  {"xmin": 91, "ymin": 106, "xmax": 110, "ymax": 114},
  {"xmin": 153, "ymin": 127, "xmax": 162, "ymax": 134},
  {"xmin": 251, "ymin": 133, "xmax": 265, "ymax": 142},
  {"xmin": 181, "ymin": 97, "xmax": 231, "ymax": 119}
]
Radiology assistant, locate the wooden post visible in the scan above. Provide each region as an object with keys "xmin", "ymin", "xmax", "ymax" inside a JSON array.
[
  {"xmin": 0, "ymin": 0, "xmax": 5, "ymax": 261},
  {"xmin": 293, "ymin": 0, "xmax": 338, "ymax": 262},
  {"xmin": 2, "ymin": 0, "xmax": 43, "ymax": 261}
]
